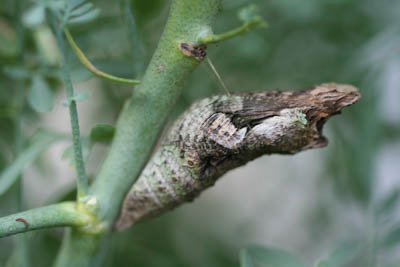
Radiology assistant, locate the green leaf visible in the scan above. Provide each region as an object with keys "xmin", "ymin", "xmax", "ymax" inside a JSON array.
[
  {"xmin": 71, "ymin": 91, "xmax": 90, "ymax": 102},
  {"xmin": 89, "ymin": 124, "xmax": 115, "ymax": 145},
  {"xmin": 68, "ymin": 8, "xmax": 100, "ymax": 25},
  {"xmin": 70, "ymin": 3, "xmax": 94, "ymax": 17},
  {"xmin": 0, "ymin": 131, "xmax": 61, "ymax": 196},
  {"xmin": 238, "ymin": 4, "xmax": 262, "ymax": 24},
  {"xmin": 28, "ymin": 75, "xmax": 54, "ymax": 113},
  {"xmin": 239, "ymin": 245, "xmax": 307, "ymax": 267},
  {"xmin": 22, "ymin": 5, "xmax": 45, "ymax": 28},
  {"xmin": 315, "ymin": 241, "xmax": 360, "ymax": 267},
  {"xmin": 3, "ymin": 66, "xmax": 32, "ymax": 79},
  {"xmin": 68, "ymin": 0, "xmax": 87, "ymax": 10},
  {"xmin": 62, "ymin": 91, "xmax": 90, "ymax": 107},
  {"xmin": 54, "ymin": 0, "xmax": 100, "ymax": 26}
]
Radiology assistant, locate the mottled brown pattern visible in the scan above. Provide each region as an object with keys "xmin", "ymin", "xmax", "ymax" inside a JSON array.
[
  {"xmin": 115, "ymin": 83, "xmax": 360, "ymax": 230},
  {"xmin": 178, "ymin": 42, "xmax": 207, "ymax": 60}
]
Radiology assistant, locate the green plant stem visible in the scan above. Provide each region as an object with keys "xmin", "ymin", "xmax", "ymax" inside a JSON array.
[
  {"xmin": 197, "ymin": 18, "xmax": 264, "ymax": 44},
  {"xmin": 0, "ymin": 202, "xmax": 94, "ymax": 238},
  {"xmin": 64, "ymin": 28, "xmax": 141, "ymax": 85},
  {"xmin": 54, "ymin": 0, "xmax": 222, "ymax": 266},
  {"xmin": 65, "ymin": 97, "xmax": 88, "ymax": 201},
  {"xmin": 53, "ymin": 24, "xmax": 89, "ymax": 201},
  {"xmin": 14, "ymin": 121, "xmax": 30, "ymax": 267},
  {"xmin": 92, "ymin": 0, "xmax": 221, "ymax": 223},
  {"xmin": 13, "ymin": 0, "xmax": 30, "ymax": 264}
]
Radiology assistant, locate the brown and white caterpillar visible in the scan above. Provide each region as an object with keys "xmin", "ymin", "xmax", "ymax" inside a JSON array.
[{"xmin": 115, "ymin": 83, "xmax": 360, "ymax": 230}]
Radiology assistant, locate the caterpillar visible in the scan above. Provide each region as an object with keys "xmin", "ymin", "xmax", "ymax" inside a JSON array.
[{"xmin": 115, "ymin": 83, "xmax": 360, "ymax": 230}]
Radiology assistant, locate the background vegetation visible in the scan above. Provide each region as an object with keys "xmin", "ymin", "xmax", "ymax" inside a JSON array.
[{"xmin": 0, "ymin": 0, "xmax": 399, "ymax": 266}]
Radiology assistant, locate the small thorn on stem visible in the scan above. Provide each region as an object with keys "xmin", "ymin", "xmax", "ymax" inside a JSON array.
[{"xmin": 16, "ymin": 218, "xmax": 29, "ymax": 229}]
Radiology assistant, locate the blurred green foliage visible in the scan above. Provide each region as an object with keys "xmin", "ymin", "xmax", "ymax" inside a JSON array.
[{"xmin": 0, "ymin": 0, "xmax": 399, "ymax": 266}]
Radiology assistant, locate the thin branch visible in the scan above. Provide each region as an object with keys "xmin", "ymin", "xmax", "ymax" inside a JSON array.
[
  {"xmin": 13, "ymin": 0, "xmax": 30, "ymax": 264},
  {"xmin": 0, "ymin": 202, "xmax": 94, "ymax": 238},
  {"xmin": 197, "ymin": 17, "xmax": 265, "ymax": 45},
  {"xmin": 64, "ymin": 28, "xmax": 141, "ymax": 85},
  {"xmin": 51, "ymin": 17, "xmax": 89, "ymax": 201}
]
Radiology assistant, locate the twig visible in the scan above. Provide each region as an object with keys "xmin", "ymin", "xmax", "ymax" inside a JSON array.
[
  {"xmin": 0, "ymin": 202, "xmax": 95, "ymax": 238},
  {"xmin": 197, "ymin": 17, "xmax": 265, "ymax": 45},
  {"xmin": 13, "ymin": 0, "xmax": 30, "ymax": 264},
  {"xmin": 64, "ymin": 28, "xmax": 140, "ymax": 85},
  {"xmin": 51, "ymin": 17, "xmax": 89, "ymax": 201}
]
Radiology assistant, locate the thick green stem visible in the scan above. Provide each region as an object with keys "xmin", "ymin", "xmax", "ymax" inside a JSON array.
[
  {"xmin": 92, "ymin": 0, "xmax": 221, "ymax": 223},
  {"xmin": 54, "ymin": 0, "xmax": 222, "ymax": 266},
  {"xmin": 0, "ymin": 202, "xmax": 94, "ymax": 238}
]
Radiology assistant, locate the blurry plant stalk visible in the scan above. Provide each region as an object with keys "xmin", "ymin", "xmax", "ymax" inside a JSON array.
[
  {"xmin": 0, "ymin": 17, "xmax": 19, "ymax": 58},
  {"xmin": 34, "ymin": 25, "xmax": 60, "ymax": 66}
]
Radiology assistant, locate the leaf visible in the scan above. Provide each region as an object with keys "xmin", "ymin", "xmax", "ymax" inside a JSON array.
[
  {"xmin": 68, "ymin": 0, "xmax": 87, "ymax": 10},
  {"xmin": 314, "ymin": 241, "xmax": 360, "ymax": 267},
  {"xmin": 238, "ymin": 4, "xmax": 262, "ymax": 24},
  {"xmin": 0, "ymin": 131, "xmax": 61, "ymax": 196},
  {"xmin": 68, "ymin": 8, "xmax": 100, "ymax": 25},
  {"xmin": 22, "ymin": 5, "xmax": 45, "ymax": 28},
  {"xmin": 3, "ymin": 66, "xmax": 32, "ymax": 79},
  {"xmin": 70, "ymin": 3, "xmax": 94, "ymax": 17},
  {"xmin": 71, "ymin": 91, "xmax": 90, "ymax": 102},
  {"xmin": 62, "ymin": 91, "xmax": 90, "ymax": 107},
  {"xmin": 239, "ymin": 245, "xmax": 307, "ymax": 267},
  {"xmin": 53, "ymin": 0, "xmax": 100, "ymax": 26},
  {"xmin": 28, "ymin": 75, "xmax": 54, "ymax": 113},
  {"xmin": 90, "ymin": 124, "xmax": 115, "ymax": 145}
]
